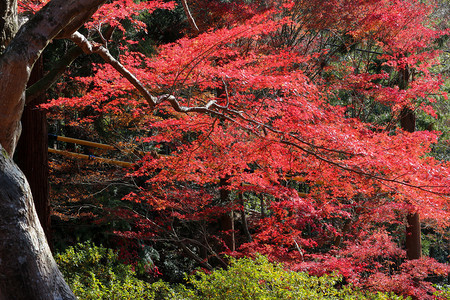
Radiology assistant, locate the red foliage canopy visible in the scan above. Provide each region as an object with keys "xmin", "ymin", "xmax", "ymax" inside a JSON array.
[{"xmin": 40, "ymin": 0, "xmax": 449, "ymax": 298}]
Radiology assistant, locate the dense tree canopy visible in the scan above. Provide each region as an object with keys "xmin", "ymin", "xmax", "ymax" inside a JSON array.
[{"xmin": 0, "ymin": 0, "xmax": 448, "ymax": 299}]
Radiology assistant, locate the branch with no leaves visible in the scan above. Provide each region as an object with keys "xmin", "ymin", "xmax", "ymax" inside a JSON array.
[
  {"xmin": 69, "ymin": 31, "xmax": 231, "ymax": 115},
  {"xmin": 26, "ymin": 46, "xmax": 83, "ymax": 104},
  {"xmin": 27, "ymin": 27, "xmax": 116, "ymax": 104},
  {"xmin": 181, "ymin": 0, "xmax": 199, "ymax": 31},
  {"xmin": 69, "ymin": 31, "xmax": 159, "ymax": 108}
]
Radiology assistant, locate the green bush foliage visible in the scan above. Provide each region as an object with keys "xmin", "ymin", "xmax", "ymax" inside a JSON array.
[
  {"xmin": 183, "ymin": 255, "xmax": 407, "ymax": 300},
  {"xmin": 434, "ymin": 285, "xmax": 450, "ymax": 299},
  {"xmin": 56, "ymin": 243, "xmax": 407, "ymax": 299},
  {"xmin": 55, "ymin": 242, "xmax": 175, "ymax": 299}
]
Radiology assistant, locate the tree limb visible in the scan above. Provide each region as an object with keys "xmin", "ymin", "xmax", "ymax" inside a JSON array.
[
  {"xmin": 0, "ymin": 0, "xmax": 107, "ymax": 155},
  {"xmin": 26, "ymin": 46, "xmax": 83, "ymax": 104},
  {"xmin": 69, "ymin": 31, "xmax": 159, "ymax": 108},
  {"xmin": 27, "ymin": 26, "xmax": 115, "ymax": 104},
  {"xmin": 181, "ymin": 0, "xmax": 199, "ymax": 31}
]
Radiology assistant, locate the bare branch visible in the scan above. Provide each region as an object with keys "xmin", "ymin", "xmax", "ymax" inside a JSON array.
[
  {"xmin": 0, "ymin": 0, "xmax": 107, "ymax": 155},
  {"xmin": 181, "ymin": 0, "xmax": 199, "ymax": 31},
  {"xmin": 26, "ymin": 27, "xmax": 116, "ymax": 104},
  {"xmin": 69, "ymin": 31, "xmax": 158, "ymax": 108},
  {"xmin": 26, "ymin": 46, "xmax": 83, "ymax": 104}
]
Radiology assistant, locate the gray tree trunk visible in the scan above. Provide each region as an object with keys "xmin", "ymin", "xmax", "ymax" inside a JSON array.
[
  {"xmin": 0, "ymin": 0, "xmax": 17, "ymax": 52},
  {"xmin": 0, "ymin": 0, "xmax": 107, "ymax": 298},
  {"xmin": 0, "ymin": 147, "xmax": 74, "ymax": 299}
]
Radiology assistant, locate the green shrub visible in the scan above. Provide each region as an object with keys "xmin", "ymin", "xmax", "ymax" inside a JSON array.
[
  {"xmin": 55, "ymin": 242, "xmax": 177, "ymax": 299},
  {"xmin": 56, "ymin": 244, "xmax": 406, "ymax": 299},
  {"xmin": 434, "ymin": 284, "xmax": 450, "ymax": 299},
  {"xmin": 183, "ymin": 255, "xmax": 407, "ymax": 300}
]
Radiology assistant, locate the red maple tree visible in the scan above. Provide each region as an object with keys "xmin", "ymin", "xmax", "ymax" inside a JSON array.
[{"xmin": 37, "ymin": 0, "xmax": 449, "ymax": 298}]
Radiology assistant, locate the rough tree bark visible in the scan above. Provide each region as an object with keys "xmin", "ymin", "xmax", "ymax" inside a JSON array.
[
  {"xmin": 15, "ymin": 57, "xmax": 52, "ymax": 245},
  {"xmin": 0, "ymin": 0, "xmax": 17, "ymax": 52},
  {"xmin": 0, "ymin": 0, "xmax": 106, "ymax": 298},
  {"xmin": 0, "ymin": 0, "xmax": 107, "ymax": 156},
  {"xmin": 0, "ymin": 147, "xmax": 73, "ymax": 299}
]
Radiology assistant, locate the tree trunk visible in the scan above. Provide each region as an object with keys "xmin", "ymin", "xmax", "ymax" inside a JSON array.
[
  {"xmin": 400, "ymin": 107, "xmax": 422, "ymax": 259},
  {"xmin": 219, "ymin": 177, "xmax": 235, "ymax": 252},
  {"xmin": 0, "ymin": 0, "xmax": 108, "ymax": 156},
  {"xmin": 0, "ymin": 0, "xmax": 108, "ymax": 297},
  {"xmin": 15, "ymin": 57, "xmax": 52, "ymax": 245},
  {"xmin": 0, "ymin": 146, "xmax": 76, "ymax": 299},
  {"xmin": 239, "ymin": 190, "xmax": 252, "ymax": 243},
  {"xmin": 405, "ymin": 212, "xmax": 422, "ymax": 259},
  {"xmin": 0, "ymin": 0, "xmax": 17, "ymax": 52}
]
